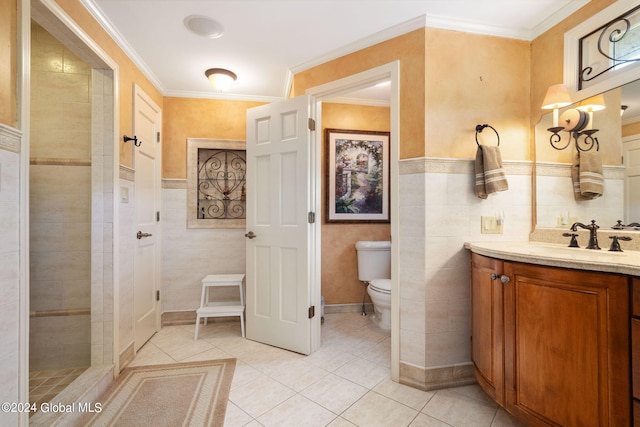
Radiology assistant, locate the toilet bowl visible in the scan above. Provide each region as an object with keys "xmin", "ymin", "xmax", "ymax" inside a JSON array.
[
  {"xmin": 368, "ymin": 278, "xmax": 391, "ymax": 331},
  {"xmin": 355, "ymin": 240, "xmax": 391, "ymax": 330}
]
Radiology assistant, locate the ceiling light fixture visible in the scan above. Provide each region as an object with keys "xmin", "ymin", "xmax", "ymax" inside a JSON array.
[
  {"xmin": 184, "ymin": 15, "xmax": 224, "ymax": 39},
  {"xmin": 205, "ymin": 68, "xmax": 237, "ymax": 92}
]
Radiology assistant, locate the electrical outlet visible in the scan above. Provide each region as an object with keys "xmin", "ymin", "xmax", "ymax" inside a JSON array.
[{"xmin": 481, "ymin": 216, "xmax": 503, "ymax": 234}]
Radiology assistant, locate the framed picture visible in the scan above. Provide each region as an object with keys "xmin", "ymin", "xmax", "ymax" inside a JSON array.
[{"xmin": 325, "ymin": 128, "xmax": 390, "ymax": 223}]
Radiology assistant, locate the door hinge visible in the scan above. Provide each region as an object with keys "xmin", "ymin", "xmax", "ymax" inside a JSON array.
[
  {"xmin": 156, "ymin": 211, "xmax": 160, "ymax": 222},
  {"xmin": 308, "ymin": 212, "xmax": 315, "ymax": 223},
  {"xmin": 156, "ymin": 131, "xmax": 160, "ymax": 143},
  {"xmin": 156, "ymin": 290, "xmax": 160, "ymax": 301},
  {"xmin": 308, "ymin": 305, "xmax": 315, "ymax": 319},
  {"xmin": 308, "ymin": 118, "xmax": 316, "ymax": 131}
]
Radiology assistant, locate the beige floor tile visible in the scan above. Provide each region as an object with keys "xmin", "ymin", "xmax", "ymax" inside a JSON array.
[
  {"xmin": 421, "ymin": 388, "xmax": 498, "ymax": 427},
  {"xmin": 305, "ymin": 344, "xmax": 357, "ymax": 372},
  {"xmin": 327, "ymin": 417, "xmax": 358, "ymax": 427},
  {"xmin": 373, "ymin": 378, "xmax": 436, "ymax": 411},
  {"xmin": 123, "ymin": 312, "xmax": 512, "ymax": 427},
  {"xmin": 301, "ymin": 373, "xmax": 368, "ymax": 414},
  {"xmin": 491, "ymin": 408, "xmax": 526, "ymax": 427},
  {"xmin": 342, "ymin": 391, "xmax": 419, "ymax": 427},
  {"xmin": 229, "ymin": 374, "xmax": 296, "ymax": 418},
  {"xmin": 334, "ymin": 356, "xmax": 390, "ymax": 389},
  {"xmin": 257, "ymin": 394, "xmax": 338, "ymax": 427},
  {"xmin": 222, "ymin": 401, "xmax": 253, "ymax": 427},
  {"xmin": 127, "ymin": 342, "xmax": 174, "ymax": 367},
  {"xmin": 409, "ymin": 413, "xmax": 453, "ymax": 426}
]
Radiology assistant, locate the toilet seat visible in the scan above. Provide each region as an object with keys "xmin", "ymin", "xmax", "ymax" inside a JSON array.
[{"xmin": 369, "ymin": 279, "xmax": 391, "ymax": 295}]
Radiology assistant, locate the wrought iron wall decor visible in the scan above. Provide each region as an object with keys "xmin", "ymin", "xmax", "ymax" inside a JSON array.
[
  {"xmin": 579, "ymin": 5, "xmax": 640, "ymax": 89},
  {"xmin": 197, "ymin": 149, "xmax": 246, "ymax": 220},
  {"xmin": 186, "ymin": 138, "xmax": 246, "ymax": 229}
]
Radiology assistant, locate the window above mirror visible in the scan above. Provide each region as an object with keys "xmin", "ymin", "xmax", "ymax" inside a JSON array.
[
  {"xmin": 579, "ymin": 4, "xmax": 640, "ymax": 90},
  {"xmin": 565, "ymin": 0, "xmax": 640, "ymax": 101}
]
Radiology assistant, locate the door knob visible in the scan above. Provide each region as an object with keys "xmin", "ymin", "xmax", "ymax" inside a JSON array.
[
  {"xmin": 245, "ymin": 231, "xmax": 257, "ymax": 239},
  {"xmin": 501, "ymin": 275, "xmax": 510, "ymax": 284},
  {"xmin": 137, "ymin": 231, "xmax": 152, "ymax": 239}
]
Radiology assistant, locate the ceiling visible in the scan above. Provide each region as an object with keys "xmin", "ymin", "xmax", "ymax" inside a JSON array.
[{"xmin": 85, "ymin": 0, "xmax": 591, "ymax": 103}]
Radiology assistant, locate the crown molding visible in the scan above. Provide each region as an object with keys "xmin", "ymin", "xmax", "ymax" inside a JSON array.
[
  {"xmin": 163, "ymin": 89, "xmax": 283, "ymax": 103},
  {"xmin": 81, "ymin": 0, "xmax": 166, "ymax": 93},
  {"xmin": 290, "ymin": 15, "xmax": 426, "ymax": 75}
]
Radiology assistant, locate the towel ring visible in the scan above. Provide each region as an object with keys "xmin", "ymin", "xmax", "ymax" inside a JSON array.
[{"xmin": 475, "ymin": 124, "xmax": 500, "ymax": 147}]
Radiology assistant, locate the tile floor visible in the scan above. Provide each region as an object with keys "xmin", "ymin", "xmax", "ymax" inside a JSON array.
[
  {"xmin": 129, "ymin": 312, "xmax": 524, "ymax": 427},
  {"xmin": 28, "ymin": 367, "xmax": 87, "ymax": 415}
]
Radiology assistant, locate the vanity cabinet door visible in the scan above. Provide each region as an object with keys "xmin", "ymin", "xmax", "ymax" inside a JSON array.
[
  {"xmin": 503, "ymin": 262, "xmax": 630, "ymax": 427},
  {"xmin": 470, "ymin": 253, "xmax": 504, "ymax": 405}
]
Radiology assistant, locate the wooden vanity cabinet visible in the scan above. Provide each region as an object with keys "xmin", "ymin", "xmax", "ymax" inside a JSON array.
[
  {"xmin": 470, "ymin": 253, "xmax": 504, "ymax": 405},
  {"xmin": 471, "ymin": 253, "xmax": 631, "ymax": 427},
  {"xmin": 632, "ymin": 278, "xmax": 640, "ymax": 426}
]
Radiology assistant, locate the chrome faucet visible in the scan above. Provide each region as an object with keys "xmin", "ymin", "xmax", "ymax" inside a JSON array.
[{"xmin": 570, "ymin": 219, "xmax": 600, "ymax": 250}]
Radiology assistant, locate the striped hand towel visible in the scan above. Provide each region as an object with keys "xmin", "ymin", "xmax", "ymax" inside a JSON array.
[
  {"xmin": 571, "ymin": 151, "xmax": 603, "ymax": 200},
  {"xmin": 474, "ymin": 145, "xmax": 508, "ymax": 199}
]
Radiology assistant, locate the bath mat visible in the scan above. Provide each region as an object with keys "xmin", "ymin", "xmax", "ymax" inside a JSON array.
[{"xmin": 81, "ymin": 359, "xmax": 236, "ymax": 427}]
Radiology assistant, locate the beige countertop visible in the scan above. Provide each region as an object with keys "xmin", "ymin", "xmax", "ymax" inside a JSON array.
[{"xmin": 465, "ymin": 240, "xmax": 640, "ymax": 276}]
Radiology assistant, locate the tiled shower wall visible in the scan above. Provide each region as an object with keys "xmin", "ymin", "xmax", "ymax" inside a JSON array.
[
  {"xmin": 0, "ymin": 124, "xmax": 22, "ymax": 427},
  {"xmin": 398, "ymin": 157, "xmax": 532, "ymax": 388},
  {"xmin": 29, "ymin": 23, "xmax": 91, "ymax": 370}
]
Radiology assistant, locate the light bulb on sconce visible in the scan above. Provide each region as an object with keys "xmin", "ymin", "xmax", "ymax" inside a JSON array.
[
  {"xmin": 576, "ymin": 94, "xmax": 606, "ymax": 130},
  {"xmin": 541, "ymin": 84, "xmax": 572, "ymax": 127}
]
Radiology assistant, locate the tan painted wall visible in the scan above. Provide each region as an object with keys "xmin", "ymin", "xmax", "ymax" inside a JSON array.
[
  {"xmin": 55, "ymin": 0, "xmax": 164, "ymax": 168},
  {"xmin": 161, "ymin": 97, "xmax": 265, "ymax": 179},
  {"xmin": 294, "ymin": 27, "xmax": 531, "ymax": 161},
  {"xmin": 424, "ymin": 28, "xmax": 530, "ymax": 161},
  {"xmin": 0, "ymin": 0, "xmax": 17, "ymax": 126},
  {"xmin": 321, "ymin": 103, "xmax": 391, "ymax": 305},
  {"xmin": 293, "ymin": 29, "xmax": 425, "ymax": 160},
  {"xmin": 623, "ymin": 121, "xmax": 640, "ymax": 138}
]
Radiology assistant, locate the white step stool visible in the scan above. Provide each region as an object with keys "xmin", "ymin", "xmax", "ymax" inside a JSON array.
[{"xmin": 194, "ymin": 273, "xmax": 245, "ymax": 340}]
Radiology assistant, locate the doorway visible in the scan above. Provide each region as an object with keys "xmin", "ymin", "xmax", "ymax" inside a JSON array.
[
  {"xmin": 310, "ymin": 62, "xmax": 400, "ymax": 379},
  {"xmin": 28, "ymin": 21, "xmax": 92, "ymax": 401},
  {"xmin": 27, "ymin": 0, "xmax": 118, "ymax": 419}
]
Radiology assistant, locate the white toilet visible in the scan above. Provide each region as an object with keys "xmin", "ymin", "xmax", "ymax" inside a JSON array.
[{"xmin": 355, "ymin": 240, "xmax": 391, "ymax": 331}]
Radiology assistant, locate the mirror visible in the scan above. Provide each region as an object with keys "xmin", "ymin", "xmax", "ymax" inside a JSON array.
[{"xmin": 535, "ymin": 80, "xmax": 640, "ymax": 229}]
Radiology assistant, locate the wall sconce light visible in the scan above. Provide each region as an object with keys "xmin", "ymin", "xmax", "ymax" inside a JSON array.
[
  {"xmin": 205, "ymin": 68, "xmax": 237, "ymax": 92},
  {"xmin": 541, "ymin": 84, "xmax": 572, "ymax": 127},
  {"xmin": 546, "ymin": 108, "xmax": 599, "ymax": 152},
  {"xmin": 621, "ymin": 105, "xmax": 628, "ymax": 116},
  {"xmin": 542, "ymin": 84, "xmax": 602, "ymax": 153}
]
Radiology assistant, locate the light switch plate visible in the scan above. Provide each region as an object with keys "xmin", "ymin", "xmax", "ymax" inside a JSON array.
[
  {"xmin": 481, "ymin": 216, "xmax": 503, "ymax": 234},
  {"xmin": 120, "ymin": 186, "xmax": 129, "ymax": 203}
]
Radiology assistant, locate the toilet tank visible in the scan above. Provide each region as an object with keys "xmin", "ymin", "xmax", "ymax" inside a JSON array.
[{"xmin": 355, "ymin": 241, "xmax": 391, "ymax": 281}]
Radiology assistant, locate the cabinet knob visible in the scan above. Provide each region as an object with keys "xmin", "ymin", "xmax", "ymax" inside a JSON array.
[
  {"xmin": 491, "ymin": 273, "xmax": 499, "ymax": 280},
  {"xmin": 501, "ymin": 275, "xmax": 510, "ymax": 284}
]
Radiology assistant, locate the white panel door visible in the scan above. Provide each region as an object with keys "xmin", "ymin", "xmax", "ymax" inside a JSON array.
[
  {"xmin": 624, "ymin": 136, "xmax": 640, "ymax": 222},
  {"xmin": 133, "ymin": 85, "xmax": 162, "ymax": 351},
  {"xmin": 245, "ymin": 95, "xmax": 315, "ymax": 355}
]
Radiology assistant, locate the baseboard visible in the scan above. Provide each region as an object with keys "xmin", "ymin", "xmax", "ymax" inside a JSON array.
[
  {"xmin": 399, "ymin": 362, "xmax": 476, "ymax": 391},
  {"xmin": 119, "ymin": 342, "xmax": 135, "ymax": 372},
  {"xmin": 324, "ymin": 303, "xmax": 373, "ymax": 314},
  {"xmin": 162, "ymin": 310, "xmax": 243, "ymax": 326}
]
